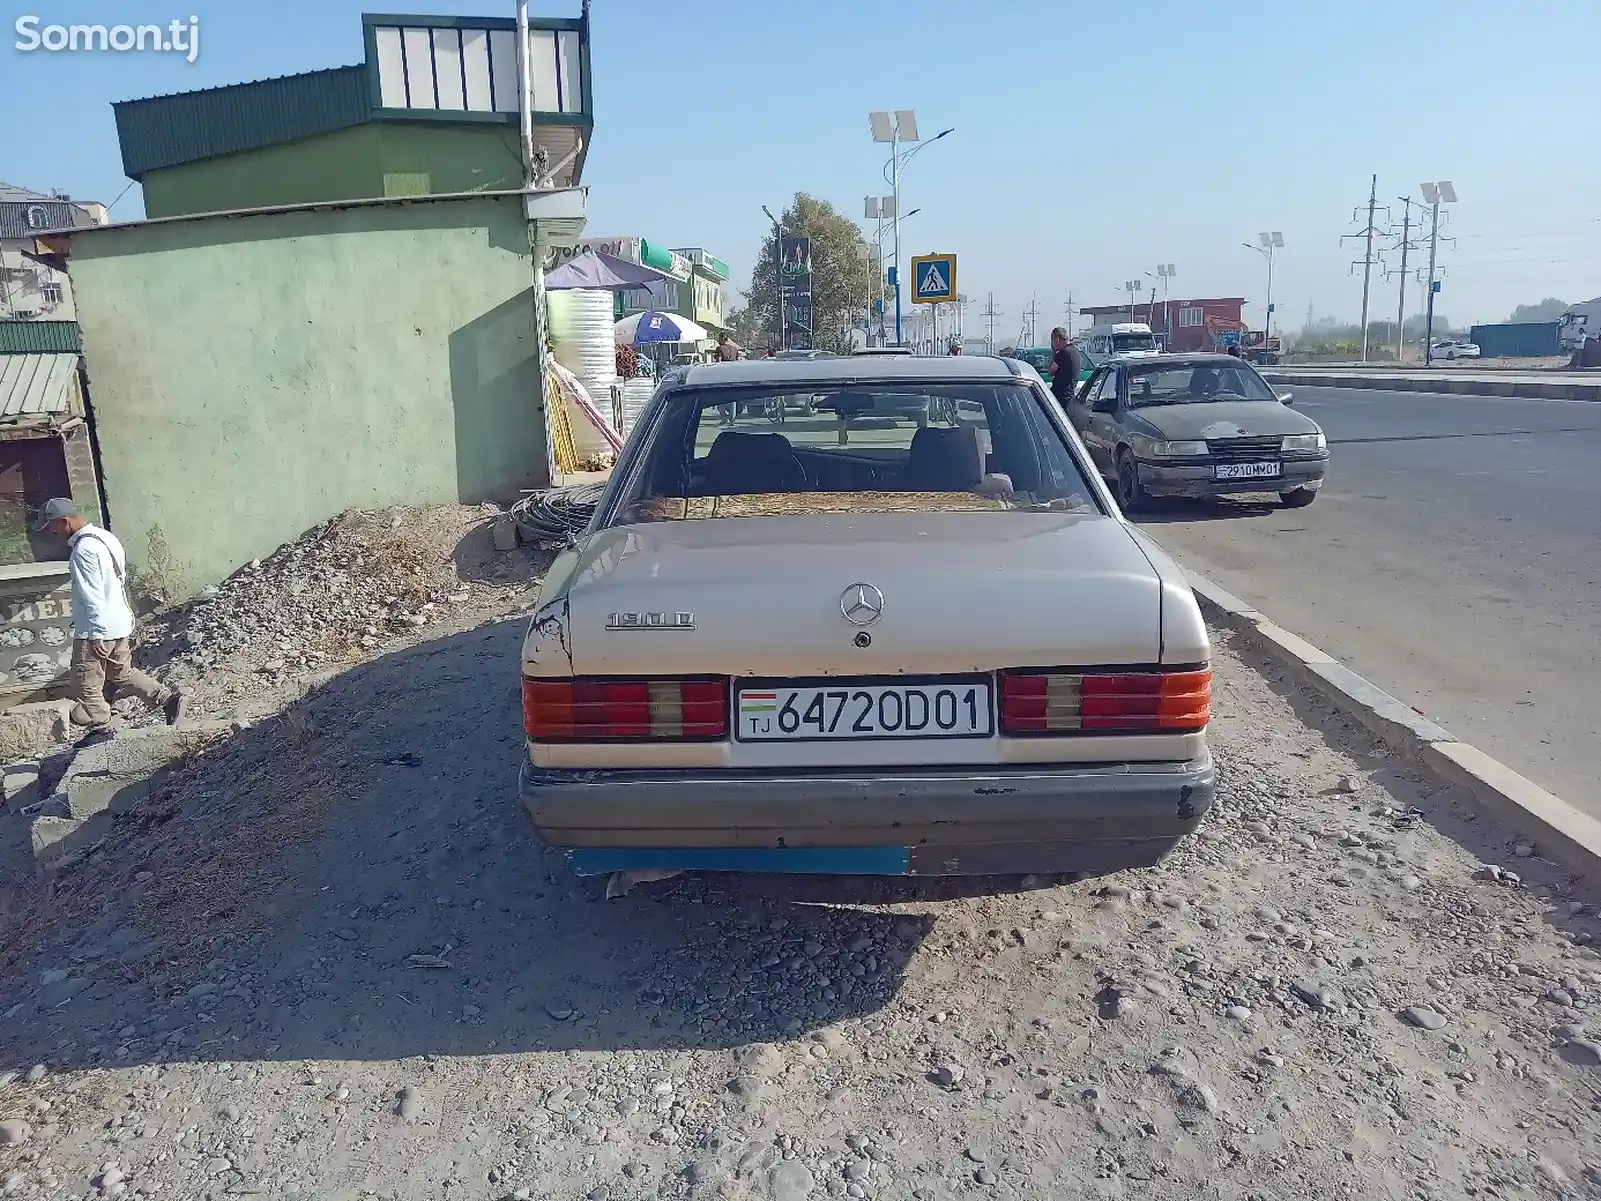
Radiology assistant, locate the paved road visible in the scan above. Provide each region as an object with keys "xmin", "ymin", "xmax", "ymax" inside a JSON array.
[{"xmin": 1138, "ymin": 385, "xmax": 1601, "ymax": 817}]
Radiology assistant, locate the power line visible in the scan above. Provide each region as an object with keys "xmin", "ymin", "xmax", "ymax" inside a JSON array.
[
  {"xmin": 981, "ymin": 292, "xmax": 1003, "ymax": 355},
  {"xmin": 1340, "ymin": 173, "xmax": 1389, "ymax": 362},
  {"xmin": 1386, "ymin": 196, "xmax": 1422, "ymax": 360}
]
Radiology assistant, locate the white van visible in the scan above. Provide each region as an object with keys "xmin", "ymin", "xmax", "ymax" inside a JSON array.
[{"xmin": 1085, "ymin": 321, "xmax": 1162, "ymax": 360}]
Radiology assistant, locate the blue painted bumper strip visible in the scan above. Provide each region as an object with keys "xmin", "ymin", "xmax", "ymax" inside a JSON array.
[{"xmin": 566, "ymin": 846, "xmax": 912, "ymax": 877}]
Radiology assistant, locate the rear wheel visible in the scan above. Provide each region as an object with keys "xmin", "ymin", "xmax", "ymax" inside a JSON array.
[
  {"xmin": 1115, "ymin": 450, "xmax": 1151, "ymax": 513},
  {"xmin": 1280, "ymin": 487, "xmax": 1317, "ymax": 508}
]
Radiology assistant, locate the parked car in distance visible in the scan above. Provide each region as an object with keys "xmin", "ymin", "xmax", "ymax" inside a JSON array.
[
  {"xmin": 1065, "ymin": 354, "xmax": 1329, "ymax": 511},
  {"xmin": 1431, "ymin": 339, "xmax": 1481, "ymax": 360},
  {"xmin": 520, "ymin": 354, "xmax": 1215, "ymax": 882}
]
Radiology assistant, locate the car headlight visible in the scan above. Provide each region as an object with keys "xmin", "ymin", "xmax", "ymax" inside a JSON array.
[
  {"xmin": 1283, "ymin": 432, "xmax": 1326, "ymax": 453},
  {"xmin": 1141, "ymin": 438, "xmax": 1209, "ymax": 458}
]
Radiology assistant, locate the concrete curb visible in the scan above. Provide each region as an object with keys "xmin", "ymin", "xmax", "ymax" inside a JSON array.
[
  {"xmin": 1186, "ymin": 569, "xmax": 1601, "ymax": 881},
  {"xmin": 1261, "ymin": 370, "xmax": 1601, "ymax": 402}
]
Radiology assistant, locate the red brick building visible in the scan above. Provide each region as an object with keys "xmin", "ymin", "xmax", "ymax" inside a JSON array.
[{"xmin": 1080, "ymin": 297, "xmax": 1247, "ymax": 353}]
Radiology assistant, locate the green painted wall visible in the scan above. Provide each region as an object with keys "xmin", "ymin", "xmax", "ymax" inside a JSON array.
[
  {"xmin": 139, "ymin": 123, "xmax": 526, "ymax": 218},
  {"xmin": 68, "ymin": 194, "xmax": 547, "ymax": 598}
]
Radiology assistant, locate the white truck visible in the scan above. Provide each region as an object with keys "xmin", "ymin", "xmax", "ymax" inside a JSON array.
[
  {"xmin": 1083, "ymin": 321, "xmax": 1162, "ymax": 361},
  {"xmin": 1558, "ymin": 297, "xmax": 1601, "ymax": 368}
]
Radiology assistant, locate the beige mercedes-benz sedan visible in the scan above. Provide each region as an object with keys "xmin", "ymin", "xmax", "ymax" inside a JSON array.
[{"xmin": 520, "ymin": 354, "xmax": 1213, "ymax": 879}]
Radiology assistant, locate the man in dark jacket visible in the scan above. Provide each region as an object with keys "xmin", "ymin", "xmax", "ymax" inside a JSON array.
[{"xmin": 1048, "ymin": 327, "xmax": 1084, "ymax": 405}]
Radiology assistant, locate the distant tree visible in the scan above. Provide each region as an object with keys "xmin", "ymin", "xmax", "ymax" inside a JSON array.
[
  {"xmin": 741, "ymin": 193, "xmax": 874, "ymax": 353},
  {"xmin": 1506, "ymin": 297, "xmax": 1568, "ymax": 323}
]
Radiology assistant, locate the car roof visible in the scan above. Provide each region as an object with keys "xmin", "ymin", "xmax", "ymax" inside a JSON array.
[
  {"xmin": 1095, "ymin": 353, "xmax": 1251, "ymax": 370},
  {"xmin": 674, "ymin": 354, "xmax": 1025, "ymax": 388}
]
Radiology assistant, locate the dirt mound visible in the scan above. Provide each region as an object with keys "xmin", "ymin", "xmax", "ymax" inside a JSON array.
[{"xmin": 139, "ymin": 504, "xmax": 550, "ymax": 719}]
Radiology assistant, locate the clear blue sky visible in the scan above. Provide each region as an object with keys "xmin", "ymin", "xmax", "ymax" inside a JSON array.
[{"xmin": 5, "ymin": 0, "xmax": 1599, "ymax": 338}]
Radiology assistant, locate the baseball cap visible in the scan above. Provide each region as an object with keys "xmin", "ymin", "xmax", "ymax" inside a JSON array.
[{"xmin": 29, "ymin": 497, "xmax": 79, "ymax": 532}]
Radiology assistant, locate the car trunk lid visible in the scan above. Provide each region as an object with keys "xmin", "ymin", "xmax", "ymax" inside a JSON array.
[{"xmin": 559, "ymin": 510, "xmax": 1165, "ymax": 678}]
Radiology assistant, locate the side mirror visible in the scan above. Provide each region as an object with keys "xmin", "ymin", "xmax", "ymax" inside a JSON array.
[
  {"xmin": 1091, "ymin": 396, "xmax": 1118, "ymax": 414},
  {"xmin": 1277, "ymin": 391, "xmax": 1294, "ymax": 406}
]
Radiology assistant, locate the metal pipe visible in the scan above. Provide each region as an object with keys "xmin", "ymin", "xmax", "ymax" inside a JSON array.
[{"xmin": 515, "ymin": 0, "xmax": 535, "ymax": 186}]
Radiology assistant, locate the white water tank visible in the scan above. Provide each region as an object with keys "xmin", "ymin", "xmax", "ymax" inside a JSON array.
[
  {"xmin": 548, "ymin": 289, "xmax": 621, "ymax": 457},
  {"xmin": 619, "ymin": 377, "xmax": 656, "ymax": 439}
]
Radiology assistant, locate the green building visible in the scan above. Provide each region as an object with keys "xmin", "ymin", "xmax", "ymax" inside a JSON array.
[
  {"xmin": 50, "ymin": 12, "xmax": 598, "ymax": 597},
  {"xmin": 115, "ymin": 12, "xmax": 593, "ymax": 218}
]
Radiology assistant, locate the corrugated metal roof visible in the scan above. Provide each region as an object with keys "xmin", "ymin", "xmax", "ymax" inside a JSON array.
[
  {"xmin": 0, "ymin": 353, "xmax": 79, "ymax": 418},
  {"xmin": 0, "ymin": 322, "xmax": 82, "ymax": 355},
  {"xmin": 114, "ymin": 65, "xmax": 371, "ymax": 179},
  {"xmin": 0, "ymin": 198, "xmax": 98, "ymax": 239}
]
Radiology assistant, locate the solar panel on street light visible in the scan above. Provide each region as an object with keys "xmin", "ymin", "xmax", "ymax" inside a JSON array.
[
  {"xmin": 1438, "ymin": 181, "xmax": 1458, "ymax": 203},
  {"xmin": 894, "ymin": 110, "xmax": 920, "ymax": 141},
  {"xmin": 869, "ymin": 111, "xmax": 894, "ymax": 143},
  {"xmin": 1258, "ymin": 232, "xmax": 1272, "ymax": 248},
  {"xmin": 864, "ymin": 197, "xmax": 880, "ymax": 220},
  {"xmin": 1421, "ymin": 182, "xmax": 1440, "ymax": 204},
  {"xmin": 1270, "ymin": 232, "xmax": 1284, "ymax": 248},
  {"xmin": 1165, "ymin": 263, "xmax": 1176, "ymax": 275},
  {"xmin": 880, "ymin": 195, "xmax": 896, "ymax": 218}
]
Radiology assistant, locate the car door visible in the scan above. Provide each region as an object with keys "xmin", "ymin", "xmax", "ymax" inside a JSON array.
[
  {"xmin": 1080, "ymin": 367, "xmax": 1123, "ymax": 476},
  {"xmin": 1063, "ymin": 365, "xmax": 1101, "ymax": 434}
]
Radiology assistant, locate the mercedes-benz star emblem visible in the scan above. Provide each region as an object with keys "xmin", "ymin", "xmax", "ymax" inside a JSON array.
[{"xmin": 839, "ymin": 583, "xmax": 884, "ymax": 627}]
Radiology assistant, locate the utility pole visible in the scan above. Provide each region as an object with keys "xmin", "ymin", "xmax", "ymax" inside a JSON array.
[
  {"xmin": 1341, "ymin": 174, "xmax": 1387, "ymax": 362},
  {"xmin": 1389, "ymin": 196, "xmax": 1419, "ymax": 361},
  {"xmin": 1064, "ymin": 292, "xmax": 1075, "ymax": 339},
  {"xmin": 982, "ymin": 292, "xmax": 1001, "ymax": 355}
]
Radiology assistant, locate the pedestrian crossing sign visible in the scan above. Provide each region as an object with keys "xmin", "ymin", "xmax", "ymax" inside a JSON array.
[{"xmin": 910, "ymin": 254, "xmax": 957, "ymax": 304}]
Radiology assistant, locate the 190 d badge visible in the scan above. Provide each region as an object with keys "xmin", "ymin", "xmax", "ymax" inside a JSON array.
[{"xmin": 606, "ymin": 611, "xmax": 696, "ymax": 631}]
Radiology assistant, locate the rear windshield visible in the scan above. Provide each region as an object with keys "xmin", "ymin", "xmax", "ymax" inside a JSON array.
[{"xmin": 612, "ymin": 381, "xmax": 1101, "ymax": 523}]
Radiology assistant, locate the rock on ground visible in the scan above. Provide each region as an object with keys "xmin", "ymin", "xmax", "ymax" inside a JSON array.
[{"xmin": 2, "ymin": 623, "xmax": 1600, "ymax": 1200}]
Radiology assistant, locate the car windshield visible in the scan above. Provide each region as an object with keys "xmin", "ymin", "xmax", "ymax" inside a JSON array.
[
  {"xmin": 1112, "ymin": 334, "xmax": 1158, "ymax": 353},
  {"xmin": 1126, "ymin": 363, "xmax": 1278, "ymax": 407},
  {"xmin": 613, "ymin": 381, "xmax": 1101, "ymax": 523}
]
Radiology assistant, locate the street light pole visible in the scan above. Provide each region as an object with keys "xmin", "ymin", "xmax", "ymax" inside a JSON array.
[
  {"xmin": 763, "ymin": 205, "xmax": 785, "ymax": 352},
  {"xmin": 871, "ymin": 112, "xmax": 952, "ymax": 346},
  {"xmin": 1156, "ymin": 264, "xmax": 1175, "ymax": 347},
  {"xmin": 1419, "ymin": 182, "xmax": 1456, "ymax": 366},
  {"xmin": 1242, "ymin": 233, "xmax": 1284, "ymax": 339}
]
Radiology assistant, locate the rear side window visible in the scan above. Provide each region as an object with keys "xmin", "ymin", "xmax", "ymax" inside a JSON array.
[{"xmin": 613, "ymin": 382, "xmax": 1100, "ymax": 524}]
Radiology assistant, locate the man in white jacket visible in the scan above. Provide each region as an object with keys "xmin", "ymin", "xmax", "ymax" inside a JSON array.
[{"xmin": 31, "ymin": 498, "xmax": 185, "ymax": 739}]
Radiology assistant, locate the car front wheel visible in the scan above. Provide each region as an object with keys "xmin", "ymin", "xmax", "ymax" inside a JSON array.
[
  {"xmin": 1116, "ymin": 450, "xmax": 1151, "ymax": 513},
  {"xmin": 1280, "ymin": 487, "xmax": 1317, "ymax": 508}
]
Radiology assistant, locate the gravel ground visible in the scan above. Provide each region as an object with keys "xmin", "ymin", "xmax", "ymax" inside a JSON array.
[
  {"xmin": 2, "ymin": 618, "xmax": 1600, "ymax": 1201},
  {"xmin": 131, "ymin": 505, "xmax": 552, "ymax": 725}
]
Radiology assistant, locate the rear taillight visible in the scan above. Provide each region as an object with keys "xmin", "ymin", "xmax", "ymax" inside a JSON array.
[
  {"xmin": 1000, "ymin": 668, "xmax": 1210, "ymax": 735},
  {"xmin": 523, "ymin": 677, "xmax": 728, "ymax": 741}
]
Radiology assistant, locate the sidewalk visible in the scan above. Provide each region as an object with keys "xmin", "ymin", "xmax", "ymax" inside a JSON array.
[{"xmin": 1263, "ymin": 366, "xmax": 1601, "ymax": 401}]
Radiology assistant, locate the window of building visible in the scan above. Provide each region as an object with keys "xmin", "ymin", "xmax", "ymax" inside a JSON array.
[
  {"xmin": 1178, "ymin": 307, "xmax": 1204, "ymax": 328},
  {"xmin": 40, "ymin": 283, "xmax": 63, "ymax": 305},
  {"xmin": 25, "ymin": 205, "xmax": 48, "ymax": 229}
]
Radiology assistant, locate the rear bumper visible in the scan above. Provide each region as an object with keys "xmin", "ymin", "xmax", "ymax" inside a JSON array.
[
  {"xmin": 519, "ymin": 751, "xmax": 1215, "ymax": 877},
  {"xmin": 1137, "ymin": 456, "xmax": 1327, "ymax": 498}
]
